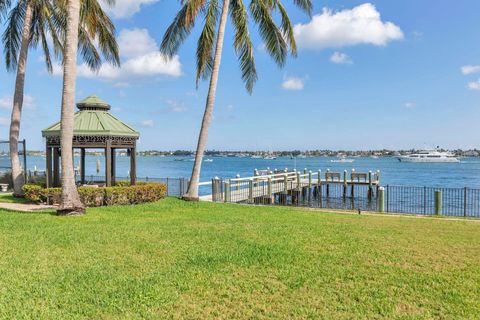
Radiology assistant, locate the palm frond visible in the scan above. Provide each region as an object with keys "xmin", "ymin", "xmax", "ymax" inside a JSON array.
[
  {"xmin": 0, "ymin": 0, "xmax": 12, "ymax": 22},
  {"xmin": 2, "ymin": 0, "xmax": 25, "ymax": 71},
  {"xmin": 249, "ymin": 0, "xmax": 287, "ymax": 67},
  {"xmin": 161, "ymin": 0, "xmax": 207, "ymax": 57},
  {"xmin": 230, "ymin": 0, "xmax": 257, "ymax": 93},
  {"xmin": 196, "ymin": 0, "xmax": 218, "ymax": 86},
  {"xmin": 292, "ymin": 0, "xmax": 312, "ymax": 16},
  {"xmin": 274, "ymin": 0, "xmax": 296, "ymax": 56}
]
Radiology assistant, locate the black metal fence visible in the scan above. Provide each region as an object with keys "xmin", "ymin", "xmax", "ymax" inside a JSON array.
[{"xmin": 213, "ymin": 179, "xmax": 480, "ymax": 218}]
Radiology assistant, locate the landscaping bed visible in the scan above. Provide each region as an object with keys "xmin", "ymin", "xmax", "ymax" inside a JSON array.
[{"xmin": 23, "ymin": 182, "xmax": 166, "ymax": 207}]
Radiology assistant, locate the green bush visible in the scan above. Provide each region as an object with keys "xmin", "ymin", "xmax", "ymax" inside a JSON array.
[
  {"xmin": 23, "ymin": 182, "xmax": 167, "ymax": 207},
  {"xmin": 78, "ymin": 187, "xmax": 105, "ymax": 207},
  {"xmin": 23, "ymin": 184, "xmax": 44, "ymax": 203},
  {"xmin": 115, "ymin": 180, "xmax": 147, "ymax": 187},
  {"xmin": 43, "ymin": 188, "xmax": 61, "ymax": 205}
]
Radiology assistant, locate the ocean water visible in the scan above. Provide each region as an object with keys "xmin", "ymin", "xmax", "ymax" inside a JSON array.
[{"xmin": 14, "ymin": 155, "xmax": 480, "ymax": 189}]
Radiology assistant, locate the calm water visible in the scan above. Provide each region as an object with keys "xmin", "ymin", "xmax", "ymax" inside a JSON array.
[{"xmin": 12, "ymin": 155, "xmax": 480, "ymax": 189}]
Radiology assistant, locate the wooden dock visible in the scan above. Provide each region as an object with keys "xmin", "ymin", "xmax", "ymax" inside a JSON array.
[{"xmin": 202, "ymin": 169, "xmax": 381, "ymax": 204}]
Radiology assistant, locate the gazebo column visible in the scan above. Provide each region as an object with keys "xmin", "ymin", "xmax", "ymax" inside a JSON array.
[
  {"xmin": 46, "ymin": 144, "xmax": 53, "ymax": 188},
  {"xmin": 111, "ymin": 148, "xmax": 116, "ymax": 186},
  {"xmin": 80, "ymin": 148, "xmax": 86, "ymax": 185},
  {"xmin": 105, "ymin": 140, "xmax": 112, "ymax": 187},
  {"xmin": 53, "ymin": 147, "xmax": 60, "ymax": 187},
  {"xmin": 130, "ymin": 146, "xmax": 136, "ymax": 185}
]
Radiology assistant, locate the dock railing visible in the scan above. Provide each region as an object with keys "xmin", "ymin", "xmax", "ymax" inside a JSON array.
[{"xmin": 210, "ymin": 169, "xmax": 480, "ymax": 218}]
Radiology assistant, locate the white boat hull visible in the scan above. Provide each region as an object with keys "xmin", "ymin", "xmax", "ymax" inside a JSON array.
[{"xmin": 398, "ymin": 157, "xmax": 460, "ymax": 163}]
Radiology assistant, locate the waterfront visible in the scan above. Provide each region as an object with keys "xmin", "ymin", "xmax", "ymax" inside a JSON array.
[{"xmin": 14, "ymin": 155, "xmax": 480, "ymax": 189}]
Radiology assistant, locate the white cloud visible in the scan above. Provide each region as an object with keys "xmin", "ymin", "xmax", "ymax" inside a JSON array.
[
  {"xmin": 0, "ymin": 94, "xmax": 36, "ymax": 110},
  {"xmin": 0, "ymin": 117, "xmax": 9, "ymax": 126},
  {"xmin": 166, "ymin": 100, "xmax": 187, "ymax": 113},
  {"xmin": 468, "ymin": 80, "xmax": 480, "ymax": 91},
  {"xmin": 404, "ymin": 102, "xmax": 416, "ymax": 108},
  {"xmin": 117, "ymin": 28, "xmax": 157, "ymax": 58},
  {"xmin": 53, "ymin": 28, "xmax": 182, "ymax": 82},
  {"xmin": 141, "ymin": 119, "xmax": 154, "ymax": 127},
  {"xmin": 330, "ymin": 52, "xmax": 353, "ymax": 64},
  {"xmin": 282, "ymin": 76, "xmax": 304, "ymax": 91},
  {"xmin": 102, "ymin": 0, "xmax": 158, "ymax": 19},
  {"xmin": 461, "ymin": 65, "xmax": 480, "ymax": 75},
  {"xmin": 294, "ymin": 3, "xmax": 403, "ymax": 50}
]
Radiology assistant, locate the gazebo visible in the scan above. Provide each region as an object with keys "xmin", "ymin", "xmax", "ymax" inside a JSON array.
[{"xmin": 42, "ymin": 95, "xmax": 140, "ymax": 188}]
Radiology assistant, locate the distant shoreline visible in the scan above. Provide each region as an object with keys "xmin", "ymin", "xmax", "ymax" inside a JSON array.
[{"xmin": 18, "ymin": 149, "xmax": 480, "ymax": 157}]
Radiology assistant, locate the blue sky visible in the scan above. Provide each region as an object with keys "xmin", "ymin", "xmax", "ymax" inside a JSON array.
[{"xmin": 1, "ymin": 0, "xmax": 480, "ymax": 151}]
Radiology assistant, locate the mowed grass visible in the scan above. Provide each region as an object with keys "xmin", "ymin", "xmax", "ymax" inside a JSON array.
[
  {"xmin": 0, "ymin": 193, "xmax": 30, "ymax": 204},
  {"xmin": 0, "ymin": 199, "xmax": 479, "ymax": 319}
]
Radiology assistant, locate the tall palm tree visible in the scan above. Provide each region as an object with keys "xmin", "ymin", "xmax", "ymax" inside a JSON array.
[
  {"xmin": 56, "ymin": 0, "xmax": 82, "ymax": 215},
  {"xmin": 161, "ymin": 0, "xmax": 312, "ymax": 200},
  {"xmin": 1, "ymin": 0, "xmax": 119, "ymax": 196}
]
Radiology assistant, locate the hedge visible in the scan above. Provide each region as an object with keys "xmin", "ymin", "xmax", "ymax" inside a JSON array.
[{"xmin": 23, "ymin": 183, "xmax": 167, "ymax": 207}]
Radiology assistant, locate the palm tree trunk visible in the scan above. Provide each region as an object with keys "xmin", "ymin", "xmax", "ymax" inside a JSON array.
[
  {"xmin": 9, "ymin": 0, "xmax": 34, "ymax": 197},
  {"xmin": 57, "ymin": 0, "xmax": 84, "ymax": 215},
  {"xmin": 183, "ymin": 0, "xmax": 230, "ymax": 201}
]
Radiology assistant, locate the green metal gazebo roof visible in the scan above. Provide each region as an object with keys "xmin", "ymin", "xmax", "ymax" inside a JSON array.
[{"xmin": 42, "ymin": 95, "xmax": 139, "ymax": 138}]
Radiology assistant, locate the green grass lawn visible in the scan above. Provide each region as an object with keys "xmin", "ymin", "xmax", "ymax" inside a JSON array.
[
  {"xmin": 0, "ymin": 193, "xmax": 30, "ymax": 204},
  {"xmin": 0, "ymin": 198, "xmax": 479, "ymax": 319}
]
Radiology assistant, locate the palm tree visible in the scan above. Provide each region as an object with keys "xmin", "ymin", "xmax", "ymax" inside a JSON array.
[
  {"xmin": 1, "ymin": 0, "xmax": 119, "ymax": 196},
  {"xmin": 161, "ymin": 0, "xmax": 312, "ymax": 200},
  {"xmin": 56, "ymin": 0, "xmax": 81, "ymax": 215}
]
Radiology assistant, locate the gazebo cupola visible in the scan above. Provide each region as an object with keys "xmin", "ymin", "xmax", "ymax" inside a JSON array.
[{"xmin": 42, "ymin": 95, "xmax": 140, "ymax": 188}]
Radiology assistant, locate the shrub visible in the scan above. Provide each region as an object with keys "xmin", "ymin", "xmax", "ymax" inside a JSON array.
[
  {"xmin": 115, "ymin": 180, "xmax": 147, "ymax": 187},
  {"xmin": 23, "ymin": 184, "xmax": 44, "ymax": 203},
  {"xmin": 78, "ymin": 187, "xmax": 105, "ymax": 207},
  {"xmin": 43, "ymin": 188, "xmax": 61, "ymax": 205},
  {"xmin": 23, "ymin": 182, "xmax": 167, "ymax": 207}
]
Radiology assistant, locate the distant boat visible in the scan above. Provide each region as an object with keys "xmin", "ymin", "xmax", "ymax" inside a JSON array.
[
  {"xmin": 331, "ymin": 157, "xmax": 355, "ymax": 163},
  {"xmin": 204, "ymin": 159, "xmax": 213, "ymax": 162},
  {"xmin": 397, "ymin": 149, "xmax": 460, "ymax": 163},
  {"xmin": 251, "ymin": 155, "xmax": 262, "ymax": 159},
  {"xmin": 263, "ymin": 156, "xmax": 277, "ymax": 160},
  {"xmin": 297, "ymin": 155, "xmax": 307, "ymax": 159},
  {"xmin": 370, "ymin": 155, "xmax": 379, "ymax": 159}
]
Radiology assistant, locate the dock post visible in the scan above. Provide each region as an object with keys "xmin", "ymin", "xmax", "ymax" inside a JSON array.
[
  {"xmin": 350, "ymin": 170, "xmax": 355, "ymax": 198},
  {"xmin": 378, "ymin": 187, "xmax": 385, "ymax": 212},
  {"xmin": 308, "ymin": 171, "xmax": 313, "ymax": 201},
  {"xmin": 248, "ymin": 179, "xmax": 253, "ymax": 204},
  {"xmin": 282, "ymin": 174, "xmax": 288, "ymax": 205},
  {"xmin": 236, "ymin": 174, "xmax": 241, "ymax": 191},
  {"xmin": 435, "ymin": 190, "xmax": 443, "ymax": 215},
  {"xmin": 326, "ymin": 169, "xmax": 330, "ymax": 197},
  {"xmin": 267, "ymin": 177, "xmax": 273, "ymax": 204},
  {"xmin": 317, "ymin": 170, "xmax": 322, "ymax": 197},
  {"xmin": 343, "ymin": 170, "xmax": 347, "ymax": 198},
  {"xmin": 296, "ymin": 172, "xmax": 301, "ymax": 190},
  {"xmin": 224, "ymin": 181, "xmax": 231, "ymax": 203},
  {"xmin": 303, "ymin": 168, "xmax": 307, "ymax": 174},
  {"xmin": 376, "ymin": 170, "xmax": 381, "ymax": 194},
  {"xmin": 368, "ymin": 171, "xmax": 373, "ymax": 200}
]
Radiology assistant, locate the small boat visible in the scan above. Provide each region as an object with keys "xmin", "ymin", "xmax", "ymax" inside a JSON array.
[
  {"xmin": 263, "ymin": 156, "xmax": 277, "ymax": 160},
  {"xmin": 370, "ymin": 155, "xmax": 379, "ymax": 159},
  {"xmin": 331, "ymin": 157, "xmax": 355, "ymax": 163},
  {"xmin": 204, "ymin": 158, "xmax": 213, "ymax": 162},
  {"xmin": 251, "ymin": 155, "xmax": 262, "ymax": 159},
  {"xmin": 397, "ymin": 149, "xmax": 460, "ymax": 163}
]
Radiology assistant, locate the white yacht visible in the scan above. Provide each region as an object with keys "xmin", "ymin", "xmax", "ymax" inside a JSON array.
[
  {"xmin": 331, "ymin": 156, "xmax": 355, "ymax": 163},
  {"xmin": 397, "ymin": 150, "xmax": 460, "ymax": 163}
]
